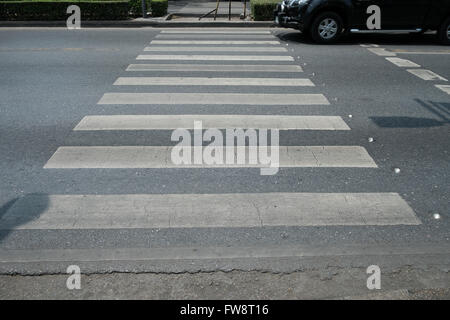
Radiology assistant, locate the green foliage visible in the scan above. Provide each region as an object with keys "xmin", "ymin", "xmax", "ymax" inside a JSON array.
[
  {"xmin": 128, "ymin": 0, "xmax": 150, "ymax": 17},
  {"xmin": 0, "ymin": 1, "xmax": 130, "ymax": 20},
  {"xmin": 150, "ymin": 0, "xmax": 167, "ymax": 17},
  {"xmin": 250, "ymin": 0, "xmax": 279, "ymax": 21}
]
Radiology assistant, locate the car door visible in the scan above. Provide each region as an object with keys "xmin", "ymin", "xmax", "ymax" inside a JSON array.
[
  {"xmin": 350, "ymin": 0, "xmax": 385, "ymax": 30},
  {"xmin": 381, "ymin": 0, "xmax": 430, "ymax": 29},
  {"xmin": 350, "ymin": 0, "xmax": 429, "ymax": 30}
]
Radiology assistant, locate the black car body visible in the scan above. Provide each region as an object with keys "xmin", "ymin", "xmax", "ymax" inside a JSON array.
[{"xmin": 274, "ymin": 0, "xmax": 450, "ymax": 44}]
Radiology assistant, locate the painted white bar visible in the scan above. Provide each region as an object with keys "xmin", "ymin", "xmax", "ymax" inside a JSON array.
[
  {"xmin": 144, "ymin": 46, "xmax": 288, "ymax": 52},
  {"xmin": 74, "ymin": 115, "xmax": 350, "ymax": 131},
  {"xmin": 44, "ymin": 146, "xmax": 377, "ymax": 169},
  {"xmin": 136, "ymin": 55, "xmax": 294, "ymax": 61},
  {"xmin": 360, "ymin": 44, "xmax": 379, "ymax": 48},
  {"xmin": 126, "ymin": 64, "xmax": 303, "ymax": 72},
  {"xmin": 393, "ymin": 50, "xmax": 450, "ymax": 55},
  {"xmin": 385, "ymin": 57, "xmax": 420, "ymax": 68},
  {"xmin": 150, "ymin": 40, "xmax": 280, "ymax": 45},
  {"xmin": 97, "ymin": 93, "xmax": 330, "ymax": 105},
  {"xmin": 367, "ymin": 48, "xmax": 397, "ymax": 56},
  {"xmin": 435, "ymin": 84, "xmax": 450, "ymax": 95},
  {"xmin": 407, "ymin": 69, "xmax": 448, "ymax": 81},
  {"xmin": 0, "ymin": 193, "xmax": 419, "ymax": 230},
  {"xmin": 160, "ymin": 30, "xmax": 272, "ymax": 34},
  {"xmin": 113, "ymin": 77, "xmax": 314, "ymax": 87},
  {"xmin": 156, "ymin": 34, "xmax": 276, "ymax": 39}
]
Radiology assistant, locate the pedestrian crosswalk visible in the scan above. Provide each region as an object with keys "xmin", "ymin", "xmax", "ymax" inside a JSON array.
[{"xmin": 0, "ymin": 28, "xmax": 421, "ymax": 270}]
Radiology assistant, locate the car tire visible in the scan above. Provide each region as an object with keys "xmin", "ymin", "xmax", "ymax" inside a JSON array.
[
  {"xmin": 310, "ymin": 12, "xmax": 343, "ymax": 44},
  {"xmin": 437, "ymin": 17, "xmax": 450, "ymax": 45}
]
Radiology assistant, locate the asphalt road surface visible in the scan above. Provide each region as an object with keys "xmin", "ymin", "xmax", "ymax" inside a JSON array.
[{"xmin": 0, "ymin": 28, "xmax": 449, "ymax": 298}]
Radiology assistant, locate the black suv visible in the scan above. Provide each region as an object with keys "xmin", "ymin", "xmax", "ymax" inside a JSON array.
[{"xmin": 274, "ymin": 0, "xmax": 450, "ymax": 44}]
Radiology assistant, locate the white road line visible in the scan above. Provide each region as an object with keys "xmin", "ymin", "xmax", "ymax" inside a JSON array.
[
  {"xmin": 393, "ymin": 51, "xmax": 450, "ymax": 55},
  {"xmin": 44, "ymin": 146, "xmax": 377, "ymax": 169},
  {"xmin": 155, "ymin": 34, "xmax": 276, "ymax": 39},
  {"xmin": 144, "ymin": 46, "xmax": 288, "ymax": 52},
  {"xmin": 435, "ymin": 84, "xmax": 450, "ymax": 95},
  {"xmin": 97, "ymin": 93, "xmax": 330, "ymax": 105},
  {"xmin": 113, "ymin": 77, "xmax": 314, "ymax": 87},
  {"xmin": 126, "ymin": 64, "xmax": 303, "ymax": 72},
  {"xmin": 136, "ymin": 55, "xmax": 294, "ymax": 61},
  {"xmin": 160, "ymin": 30, "xmax": 272, "ymax": 34},
  {"xmin": 385, "ymin": 57, "xmax": 421, "ymax": 68},
  {"xmin": 360, "ymin": 44, "xmax": 379, "ymax": 48},
  {"xmin": 0, "ymin": 193, "xmax": 418, "ymax": 230},
  {"xmin": 150, "ymin": 40, "xmax": 281, "ymax": 45},
  {"xmin": 367, "ymin": 48, "xmax": 397, "ymax": 56},
  {"xmin": 74, "ymin": 115, "xmax": 350, "ymax": 131},
  {"xmin": 407, "ymin": 69, "xmax": 448, "ymax": 81}
]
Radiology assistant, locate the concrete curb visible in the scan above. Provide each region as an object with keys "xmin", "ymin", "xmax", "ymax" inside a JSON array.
[{"xmin": 0, "ymin": 19, "xmax": 275, "ymax": 28}]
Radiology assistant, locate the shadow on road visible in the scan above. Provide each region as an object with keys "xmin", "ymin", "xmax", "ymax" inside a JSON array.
[
  {"xmin": 0, "ymin": 194, "xmax": 49, "ymax": 243},
  {"xmin": 415, "ymin": 100, "xmax": 450, "ymax": 123},
  {"xmin": 276, "ymin": 31, "xmax": 445, "ymax": 46},
  {"xmin": 371, "ymin": 100, "xmax": 449, "ymax": 128},
  {"xmin": 370, "ymin": 116, "xmax": 446, "ymax": 128}
]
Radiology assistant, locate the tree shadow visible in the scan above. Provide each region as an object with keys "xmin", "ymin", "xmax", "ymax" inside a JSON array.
[{"xmin": 0, "ymin": 194, "xmax": 49, "ymax": 243}]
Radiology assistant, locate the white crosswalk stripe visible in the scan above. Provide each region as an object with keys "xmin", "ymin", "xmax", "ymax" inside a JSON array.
[
  {"xmin": 435, "ymin": 84, "xmax": 450, "ymax": 94},
  {"xmin": 0, "ymin": 193, "xmax": 419, "ymax": 230},
  {"xmin": 385, "ymin": 57, "xmax": 421, "ymax": 68},
  {"xmin": 74, "ymin": 115, "xmax": 350, "ymax": 131},
  {"xmin": 150, "ymin": 40, "xmax": 281, "ymax": 45},
  {"xmin": 44, "ymin": 146, "xmax": 377, "ymax": 169},
  {"xmin": 160, "ymin": 30, "xmax": 272, "ymax": 34},
  {"xmin": 113, "ymin": 77, "xmax": 314, "ymax": 86},
  {"xmin": 155, "ymin": 34, "xmax": 277, "ymax": 39},
  {"xmin": 97, "ymin": 93, "xmax": 330, "ymax": 105},
  {"xmin": 367, "ymin": 48, "xmax": 397, "ymax": 56},
  {"xmin": 144, "ymin": 46, "xmax": 288, "ymax": 52},
  {"xmin": 136, "ymin": 54, "xmax": 294, "ymax": 61},
  {"xmin": 126, "ymin": 64, "xmax": 303, "ymax": 72},
  {"xmin": 407, "ymin": 69, "xmax": 448, "ymax": 81}
]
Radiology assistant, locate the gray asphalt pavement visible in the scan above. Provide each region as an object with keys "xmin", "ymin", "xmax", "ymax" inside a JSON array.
[{"xmin": 0, "ymin": 28, "xmax": 449, "ymax": 298}]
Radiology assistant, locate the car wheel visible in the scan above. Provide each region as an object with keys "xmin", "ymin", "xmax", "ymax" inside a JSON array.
[
  {"xmin": 310, "ymin": 12, "xmax": 343, "ymax": 44},
  {"xmin": 438, "ymin": 17, "xmax": 450, "ymax": 45}
]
